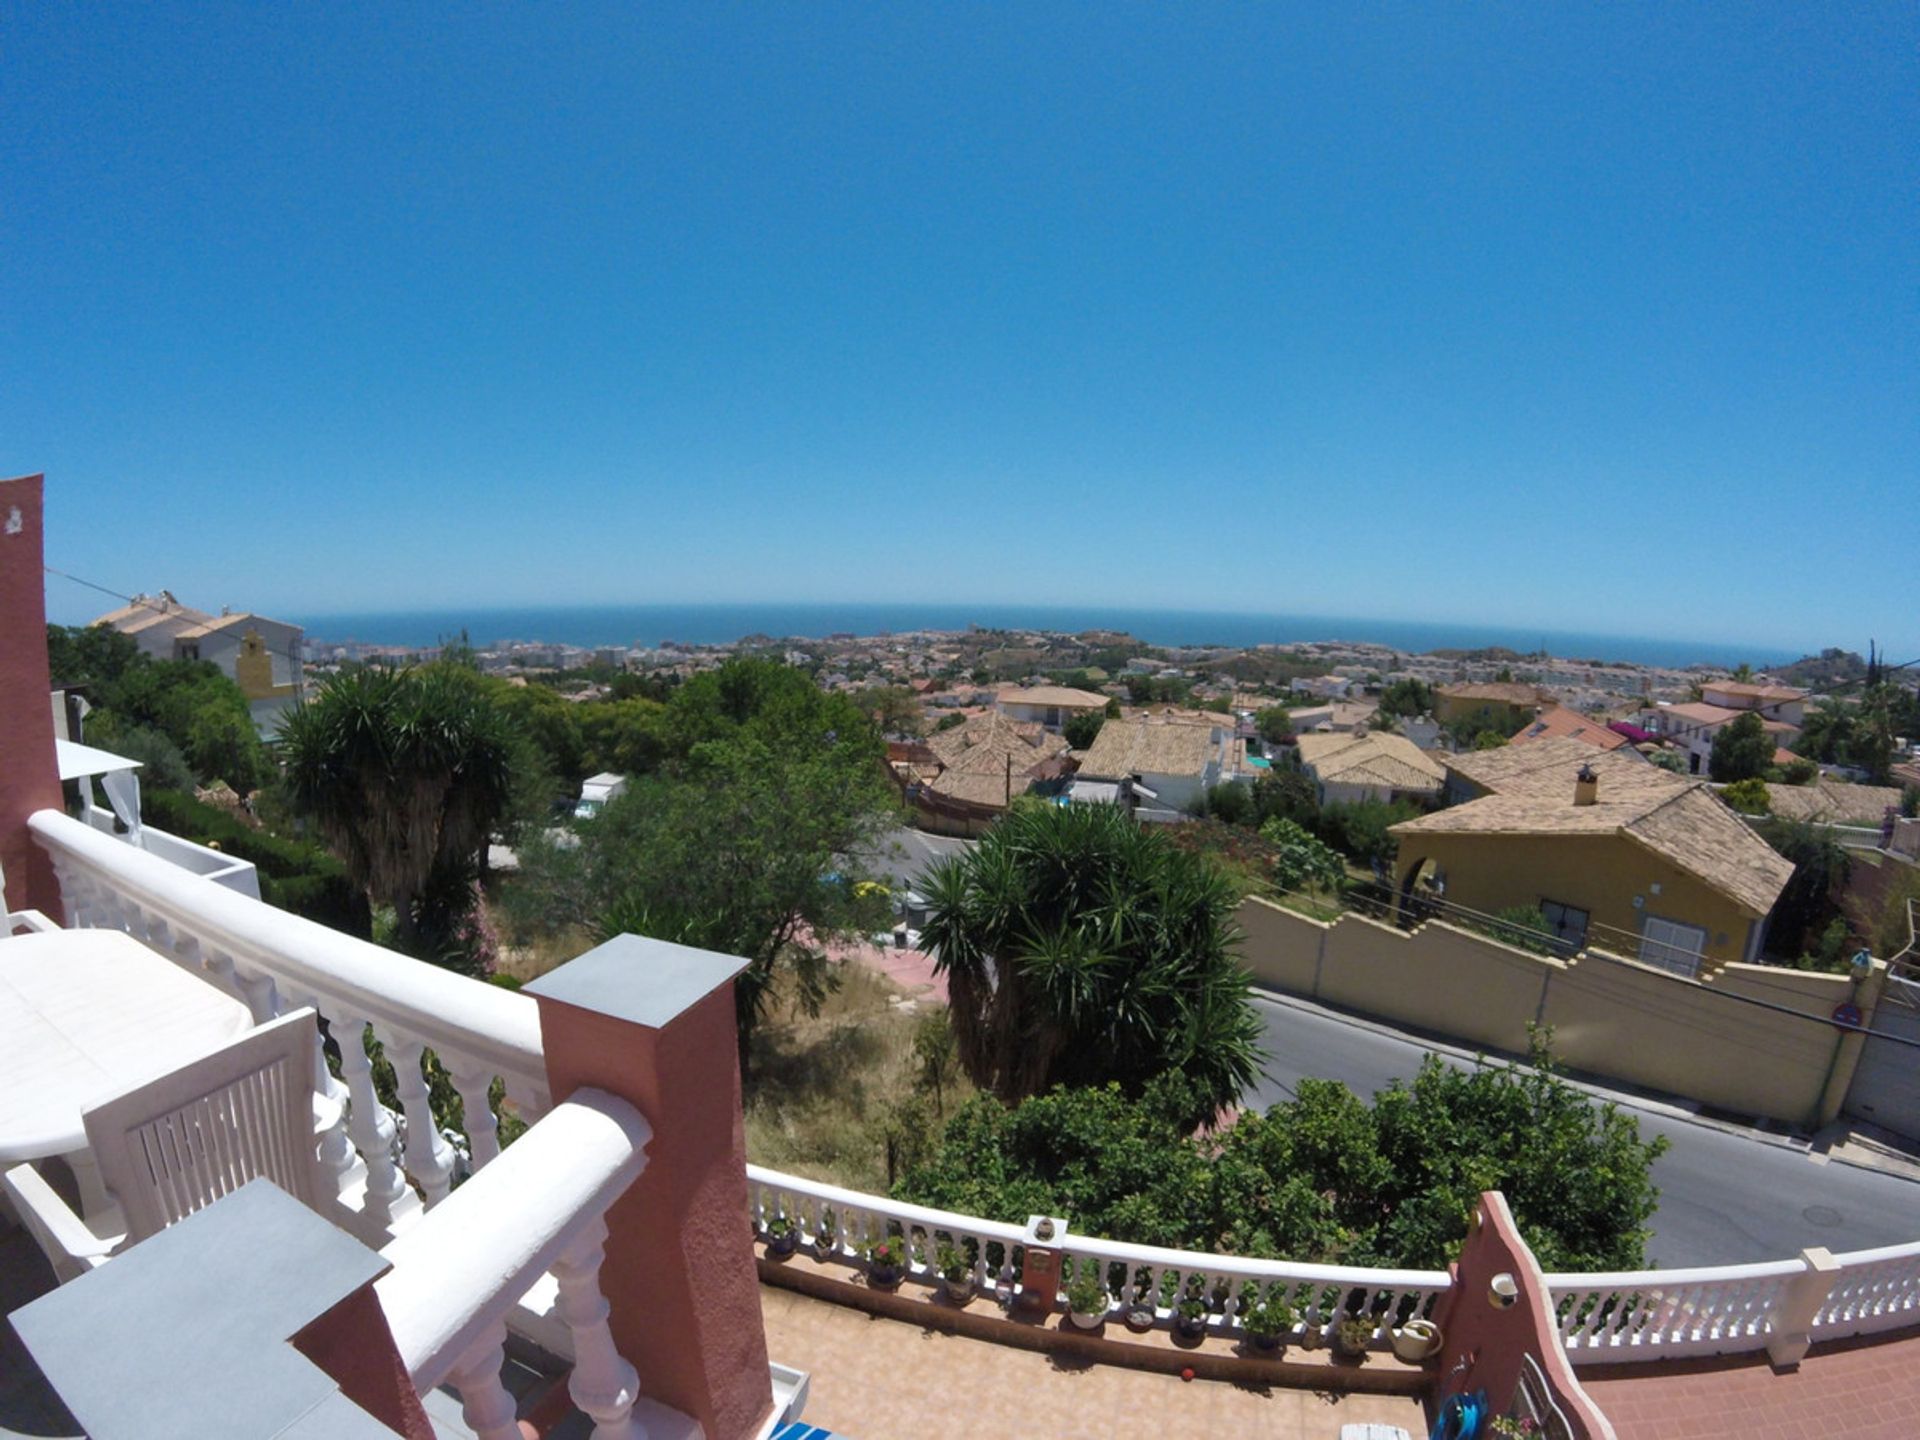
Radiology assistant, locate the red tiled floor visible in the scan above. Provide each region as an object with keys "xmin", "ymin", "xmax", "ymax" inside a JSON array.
[{"xmin": 1581, "ymin": 1328, "xmax": 1920, "ymax": 1439}]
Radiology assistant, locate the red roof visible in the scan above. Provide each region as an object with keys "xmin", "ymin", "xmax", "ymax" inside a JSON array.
[{"xmin": 1509, "ymin": 705, "xmax": 1631, "ymax": 751}]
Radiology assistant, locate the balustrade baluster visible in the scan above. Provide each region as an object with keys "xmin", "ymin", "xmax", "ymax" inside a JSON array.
[
  {"xmin": 377, "ymin": 1029, "xmax": 456, "ymax": 1206},
  {"xmin": 285, "ymin": 991, "xmax": 358, "ymax": 1201},
  {"xmin": 444, "ymin": 1320, "xmax": 524, "ymax": 1440},
  {"xmin": 334, "ymin": 1013, "xmax": 407, "ymax": 1233},
  {"xmin": 553, "ymin": 1217, "xmax": 643, "ymax": 1440},
  {"xmin": 230, "ymin": 960, "xmax": 281, "ymax": 1026},
  {"xmin": 445, "ymin": 1053, "xmax": 502, "ymax": 1172}
]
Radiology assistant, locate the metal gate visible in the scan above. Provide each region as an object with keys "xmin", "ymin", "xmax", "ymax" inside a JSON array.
[{"xmin": 1844, "ymin": 975, "xmax": 1920, "ymax": 1146}]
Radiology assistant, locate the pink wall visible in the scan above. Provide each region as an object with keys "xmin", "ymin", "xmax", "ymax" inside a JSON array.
[
  {"xmin": 1432, "ymin": 1191, "xmax": 1617, "ymax": 1439},
  {"xmin": 292, "ymin": 1285, "xmax": 438, "ymax": 1440},
  {"xmin": 0, "ymin": 474, "xmax": 65, "ymax": 918},
  {"xmin": 535, "ymin": 986, "xmax": 773, "ymax": 1440}
]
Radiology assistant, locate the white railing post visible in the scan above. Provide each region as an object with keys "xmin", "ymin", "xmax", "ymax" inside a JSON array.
[
  {"xmin": 443, "ymin": 1319, "xmax": 525, "ymax": 1440},
  {"xmin": 1767, "ymin": 1247, "xmax": 1841, "ymax": 1368},
  {"xmin": 553, "ymin": 1217, "xmax": 643, "ymax": 1440},
  {"xmin": 377, "ymin": 1028, "xmax": 456, "ymax": 1207},
  {"xmin": 446, "ymin": 1052, "xmax": 502, "ymax": 1171},
  {"xmin": 335, "ymin": 1012, "xmax": 408, "ymax": 1234}
]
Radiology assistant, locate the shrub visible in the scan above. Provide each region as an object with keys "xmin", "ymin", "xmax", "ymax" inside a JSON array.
[
  {"xmin": 140, "ymin": 787, "xmax": 370, "ymax": 937},
  {"xmin": 1720, "ymin": 778, "xmax": 1771, "ymax": 815},
  {"xmin": 1259, "ymin": 818, "xmax": 1344, "ymax": 894}
]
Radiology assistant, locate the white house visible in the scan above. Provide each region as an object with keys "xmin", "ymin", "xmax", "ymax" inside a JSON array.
[
  {"xmin": 93, "ymin": 594, "xmax": 305, "ymax": 733},
  {"xmin": 1074, "ymin": 717, "xmax": 1238, "ymax": 815},
  {"xmin": 1294, "ymin": 731, "xmax": 1446, "ymax": 807},
  {"xmin": 994, "ymin": 685, "xmax": 1109, "ymax": 733}
]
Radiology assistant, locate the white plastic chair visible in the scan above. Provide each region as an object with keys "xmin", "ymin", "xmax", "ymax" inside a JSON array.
[{"xmin": 2, "ymin": 1008, "xmax": 324, "ymax": 1283}]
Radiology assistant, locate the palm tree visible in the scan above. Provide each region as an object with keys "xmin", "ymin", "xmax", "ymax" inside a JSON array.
[
  {"xmin": 280, "ymin": 664, "xmax": 524, "ymax": 961},
  {"xmin": 919, "ymin": 803, "xmax": 1261, "ymax": 1126}
]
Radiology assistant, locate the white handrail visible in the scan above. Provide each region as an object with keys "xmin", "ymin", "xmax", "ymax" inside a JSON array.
[
  {"xmin": 748, "ymin": 1163, "xmax": 1448, "ymax": 1345},
  {"xmin": 30, "ymin": 808, "xmax": 543, "ymax": 1082},
  {"xmin": 378, "ymin": 1088, "xmax": 651, "ymax": 1391}
]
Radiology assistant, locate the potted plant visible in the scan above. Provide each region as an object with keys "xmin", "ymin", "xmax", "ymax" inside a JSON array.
[
  {"xmin": 1331, "ymin": 1314, "xmax": 1375, "ymax": 1359},
  {"xmin": 866, "ymin": 1234, "xmax": 907, "ymax": 1289},
  {"xmin": 815, "ymin": 1207, "xmax": 840, "ymax": 1257},
  {"xmin": 1065, "ymin": 1267, "xmax": 1109, "ymax": 1330},
  {"xmin": 1239, "ymin": 1292, "xmax": 1296, "ymax": 1353},
  {"xmin": 1174, "ymin": 1281, "xmax": 1210, "ymax": 1340},
  {"xmin": 764, "ymin": 1214, "xmax": 800, "ymax": 1259},
  {"xmin": 1488, "ymin": 1418, "xmax": 1539, "ymax": 1438},
  {"xmin": 937, "ymin": 1244, "xmax": 974, "ymax": 1304},
  {"xmin": 1124, "ymin": 1268, "xmax": 1159, "ymax": 1330},
  {"xmin": 1390, "ymin": 1317, "xmax": 1443, "ymax": 1363}
]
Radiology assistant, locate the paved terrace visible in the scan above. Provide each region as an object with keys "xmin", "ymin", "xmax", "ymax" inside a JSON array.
[
  {"xmin": 759, "ymin": 1284, "xmax": 1427, "ymax": 1440},
  {"xmin": 1584, "ymin": 1331, "xmax": 1920, "ymax": 1440}
]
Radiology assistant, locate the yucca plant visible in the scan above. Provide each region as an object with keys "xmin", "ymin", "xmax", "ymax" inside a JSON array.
[
  {"xmin": 280, "ymin": 663, "xmax": 525, "ymax": 967},
  {"xmin": 919, "ymin": 803, "xmax": 1260, "ymax": 1125}
]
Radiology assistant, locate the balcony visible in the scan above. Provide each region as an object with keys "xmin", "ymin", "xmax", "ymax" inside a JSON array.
[{"xmin": 7, "ymin": 803, "xmax": 1920, "ymax": 1439}]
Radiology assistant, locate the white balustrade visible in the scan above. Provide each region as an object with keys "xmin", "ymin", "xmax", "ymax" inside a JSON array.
[
  {"xmin": 747, "ymin": 1165, "xmax": 1447, "ymax": 1347},
  {"xmin": 1545, "ymin": 1259, "xmax": 1807, "ymax": 1362},
  {"xmin": 1814, "ymin": 1241, "xmax": 1920, "ymax": 1337},
  {"xmin": 30, "ymin": 808, "xmax": 545, "ymax": 1245},
  {"xmin": 31, "ymin": 806, "xmax": 1920, "ymax": 1384},
  {"xmin": 377, "ymin": 1089, "xmax": 653, "ymax": 1438}
]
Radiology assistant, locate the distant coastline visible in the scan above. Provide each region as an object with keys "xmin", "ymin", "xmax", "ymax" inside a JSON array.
[{"xmin": 293, "ymin": 603, "xmax": 1797, "ymax": 672}]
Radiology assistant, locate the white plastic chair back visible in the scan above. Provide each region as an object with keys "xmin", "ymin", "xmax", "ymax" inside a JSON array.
[{"xmin": 83, "ymin": 1007, "xmax": 322, "ymax": 1243}]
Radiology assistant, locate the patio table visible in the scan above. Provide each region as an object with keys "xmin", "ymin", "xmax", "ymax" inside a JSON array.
[{"xmin": 0, "ymin": 928, "xmax": 254, "ymax": 1212}]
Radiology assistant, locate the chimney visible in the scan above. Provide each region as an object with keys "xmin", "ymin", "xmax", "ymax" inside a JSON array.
[{"xmin": 1574, "ymin": 763, "xmax": 1599, "ymax": 807}]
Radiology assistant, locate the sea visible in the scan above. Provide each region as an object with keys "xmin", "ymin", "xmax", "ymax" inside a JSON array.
[{"xmin": 292, "ymin": 603, "xmax": 1800, "ymax": 672}]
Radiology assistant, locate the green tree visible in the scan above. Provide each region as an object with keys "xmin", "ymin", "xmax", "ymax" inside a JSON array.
[
  {"xmin": 1062, "ymin": 710, "xmax": 1106, "ymax": 749},
  {"xmin": 1709, "ymin": 712, "xmax": 1772, "ymax": 782},
  {"xmin": 896, "ymin": 1036, "xmax": 1667, "ymax": 1270},
  {"xmin": 1259, "ymin": 818, "xmax": 1344, "ymax": 895},
  {"xmin": 1720, "ymin": 778, "xmax": 1771, "ymax": 815},
  {"xmin": 508, "ymin": 657, "xmax": 899, "ymax": 1071},
  {"xmin": 1250, "ymin": 767, "xmax": 1319, "ymax": 830},
  {"xmin": 1794, "ymin": 699, "xmax": 1856, "ymax": 766},
  {"xmin": 575, "ymin": 696, "xmax": 671, "ymax": 776},
  {"xmin": 280, "ymin": 664, "xmax": 528, "ymax": 964},
  {"xmin": 918, "ymin": 802, "xmax": 1261, "ymax": 1124},
  {"xmin": 1376, "ymin": 678, "xmax": 1435, "ymax": 720},
  {"xmin": 860, "ymin": 685, "xmax": 926, "ymax": 738},
  {"xmin": 1254, "ymin": 706, "xmax": 1294, "ymax": 745},
  {"xmin": 1317, "ymin": 798, "xmax": 1419, "ymax": 870},
  {"xmin": 1760, "ymin": 819, "xmax": 1851, "ymax": 960}
]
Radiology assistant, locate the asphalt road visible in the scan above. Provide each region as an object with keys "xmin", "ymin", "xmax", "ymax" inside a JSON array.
[
  {"xmin": 865, "ymin": 825, "xmax": 1920, "ymax": 1267},
  {"xmin": 1246, "ymin": 992, "xmax": 1920, "ymax": 1268}
]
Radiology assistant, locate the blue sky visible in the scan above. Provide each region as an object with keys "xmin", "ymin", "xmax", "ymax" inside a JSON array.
[{"xmin": 7, "ymin": 5, "xmax": 1916, "ymax": 658}]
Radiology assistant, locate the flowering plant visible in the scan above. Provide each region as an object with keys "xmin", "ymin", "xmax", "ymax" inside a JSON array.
[
  {"xmin": 1488, "ymin": 1418, "xmax": 1538, "ymax": 1437},
  {"xmin": 866, "ymin": 1235, "xmax": 907, "ymax": 1268}
]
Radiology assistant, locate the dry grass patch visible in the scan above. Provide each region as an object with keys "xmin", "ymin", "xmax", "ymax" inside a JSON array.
[{"xmin": 745, "ymin": 961, "xmax": 970, "ymax": 1194}]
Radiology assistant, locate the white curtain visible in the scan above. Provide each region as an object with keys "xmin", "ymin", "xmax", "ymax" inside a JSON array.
[{"xmin": 100, "ymin": 768, "xmax": 143, "ymax": 844}]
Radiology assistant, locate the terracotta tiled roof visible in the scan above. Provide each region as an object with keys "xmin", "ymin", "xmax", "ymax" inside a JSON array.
[
  {"xmin": 1765, "ymin": 779, "xmax": 1904, "ymax": 826},
  {"xmin": 1295, "ymin": 732, "xmax": 1446, "ymax": 792},
  {"xmin": 994, "ymin": 685, "xmax": 1110, "ymax": 710},
  {"xmin": 1437, "ymin": 682, "xmax": 1549, "ymax": 705},
  {"xmin": 1077, "ymin": 717, "xmax": 1221, "ymax": 779},
  {"xmin": 1509, "ymin": 705, "xmax": 1632, "ymax": 752},
  {"xmin": 1705, "ymin": 680, "xmax": 1807, "ymax": 703},
  {"xmin": 1663, "ymin": 702, "xmax": 1744, "ymax": 727},
  {"xmin": 1400, "ymin": 737, "xmax": 1793, "ymax": 915}
]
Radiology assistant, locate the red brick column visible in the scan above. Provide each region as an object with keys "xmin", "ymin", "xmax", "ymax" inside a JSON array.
[
  {"xmin": 0, "ymin": 474, "xmax": 65, "ymax": 918},
  {"xmin": 526, "ymin": 937, "xmax": 774, "ymax": 1440}
]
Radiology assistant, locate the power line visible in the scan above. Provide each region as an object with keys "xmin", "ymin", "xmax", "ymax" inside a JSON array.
[{"xmin": 44, "ymin": 565, "xmax": 308, "ymax": 671}]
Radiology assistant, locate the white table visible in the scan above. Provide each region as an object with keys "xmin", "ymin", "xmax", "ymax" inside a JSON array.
[{"xmin": 0, "ymin": 929, "xmax": 254, "ymax": 1210}]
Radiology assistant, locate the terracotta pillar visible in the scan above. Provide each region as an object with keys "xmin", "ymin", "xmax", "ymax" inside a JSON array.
[
  {"xmin": 526, "ymin": 935, "xmax": 774, "ymax": 1440},
  {"xmin": 0, "ymin": 474, "xmax": 64, "ymax": 918}
]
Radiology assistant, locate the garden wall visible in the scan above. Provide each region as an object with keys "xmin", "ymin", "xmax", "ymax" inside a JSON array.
[{"xmin": 1235, "ymin": 896, "xmax": 1879, "ymax": 1129}]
